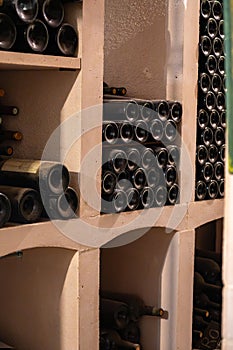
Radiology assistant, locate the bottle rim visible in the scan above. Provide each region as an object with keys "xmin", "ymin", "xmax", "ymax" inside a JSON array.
[
  {"xmin": 150, "ymin": 119, "xmax": 164, "ymax": 141},
  {"xmin": 208, "ymin": 180, "xmax": 218, "ymax": 199},
  {"xmin": 120, "ymin": 122, "xmax": 134, "ymax": 143},
  {"xmin": 15, "ymin": 0, "xmax": 39, "ymax": 23},
  {"xmin": 196, "ymin": 180, "xmax": 207, "ymax": 200},
  {"xmin": 141, "ymin": 186, "xmax": 154, "ymax": 209},
  {"xmin": 57, "ymin": 23, "xmax": 78, "ymax": 56},
  {"xmin": 26, "ymin": 19, "xmax": 49, "ymax": 52},
  {"xmin": 102, "ymin": 171, "xmax": 116, "ymax": 194},
  {"xmin": 0, "ymin": 13, "xmax": 17, "ymax": 50},
  {"xmin": 126, "ymin": 187, "xmax": 140, "ymax": 210},
  {"xmin": 104, "ymin": 122, "xmax": 119, "ymax": 144},
  {"xmin": 42, "ymin": 0, "xmax": 64, "ymax": 28}
]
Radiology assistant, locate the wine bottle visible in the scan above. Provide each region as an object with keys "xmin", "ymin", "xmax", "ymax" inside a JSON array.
[
  {"xmin": 147, "ymin": 166, "xmax": 161, "ymax": 188},
  {"xmin": 102, "ymin": 122, "xmax": 119, "ymax": 144},
  {"xmin": 194, "ymin": 272, "xmax": 222, "ymax": 303},
  {"xmin": 106, "ymin": 149, "xmax": 128, "ymax": 174},
  {"xmin": 199, "ymin": 72, "xmax": 211, "ymax": 93},
  {"xmin": 120, "ymin": 122, "xmax": 134, "ymax": 143},
  {"xmin": 100, "ymin": 329, "xmax": 140, "ymax": 350},
  {"xmin": 127, "ymin": 148, "xmax": 140, "ymax": 171},
  {"xmin": 218, "ymin": 55, "xmax": 225, "ymax": 75},
  {"xmin": 213, "ymin": 37, "xmax": 223, "ymax": 58},
  {"xmin": 196, "ymin": 180, "xmax": 207, "ymax": 200},
  {"xmin": 0, "ymin": 105, "xmax": 19, "ymax": 116},
  {"xmin": 206, "ymin": 55, "xmax": 217, "ymax": 75},
  {"xmin": 126, "ymin": 188, "xmax": 140, "ymax": 211},
  {"xmin": 0, "ymin": 130, "xmax": 23, "ymax": 141},
  {"xmin": 0, "ymin": 192, "xmax": 11, "ymax": 227},
  {"xmin": 155, "ymin": 147, "xmax": 168, "ymax": 168},
  {"xmin": 150, "ymin": 119, "xmax": 164, "ymax": 141},
  {"xmin": 219, "ymin": 19, "xmax": 224, "ymax": 39},
  {"xmin": 198, "ymin": 162, "xmax": 214, "ymax": 182},
  {"xmin": 194, "ymin": 292, "xmax": 221, "ymax": 311},
  {"xmin": 168, "ymin": 101, "xmax": 182, "ymax": 123},
  {"xmin": 103, "ymin": 100, "xmax": 139, "ymax": 122},
  {"xmin": 200, "ymin": 35, "xmax": 212, "ymax": 56},
  {"xmin": 100, "ymin": 298, "xmax": 130, "ymax": 330},
  {"xmin": 135, "ymin": 120, "xmax": 148, "ymax": 143},
  {"xmin": 140, "ymin": 101, "xmax": 155, "ymax": 121},
  {"xmin": 218, "ymin": 179, "xmax": 224, "ymax": 197},
  {"xmin": 208, "ymin": 180, "xmax": 219, "ymax": 199},
  {"xmin": 193, "ymin": 307, "xmax": 210, "ymax": 320},
  {"xmin": 154, "ymin": 185, "xmax": 167, "ymax": 207},
  {"xmin": 14, "ymin": 19, "xmax": 49, "ymax": 53},
  {"xmin": 219, "ymin": 144, "xmax": 225, "ymax": 162},
  {"xmin": 167, "ymin": 183, "xmax": 179, "ymax": 205},
  {"xmin": 220, "ymin": 111, "xmax": 226, "ymax": 128},
  {"xmin": 204, "ymin": 91, "xmax": 217, "ymax": 111},
  {"xmin": 209, "ymin": 109, "xmax": 220, "ymax": 129},
  {"xmin": 0, "ymin": 0, "xmax": 39, "ymax": 23},
  {"xmin": 0, "ymin": 13, "xmax": 16, "ymax": 50},
  {"xmin": 200, "ymin": 0, "xmax": 211, "ymax": 19},
  {"xmin": 141, "ymin": 148, "xmax": 155, "ymax": 170},
  {"xmin": 200, "ymin": 127, "xmax": 214, "ymax": 147},
  {"xmin": 214, "ymin": 127, "xmax": 225, "ymax": 147},
  {"xmin": 207, "ymin": 17, "xmax": 218, "ymax": 39},
  {"xmin": 131, "ymin": 168, "xmax": 147, "ymax": 190},
  {"xmin": 192, "ymin": 329, "xmax": 203, "ymax": 346},
  {"xmin": 208, "ymin": 144, "xmax": 218, "ymax": 164},
  {"xmin": 43, "ymin": 186, "xmax": 78, "ymax": 219},
  {"xmin": 46, "ymin": 22, "xmax": 78, "ymax": 57},
  {"xmin": 41, "ymin": 0, "xmax": 64, "ymax": 28},
  {"xmin": 101, "ymin": 292, "xmax": 168, "ymax": 322},
  {"xmin": 212, "ymin": 0, "xmax": 223, "ymax": 21},
  {"xmin": 116, "ymin": 170, "xmax": 131, "ymax": 191},
  {"xmin": 214, "ymin": 161, "xmax": 224, "ymax": 181},
  {"xmin": 0, "ymin": 158, "xmax": 70, "ymax": 195},
  {"xmin": 0, "ymin": 145, "xmax": 13, "ymax": 158},
  {"xmin": 151, "ymin": 100, "xmax": 169, "ymax": 121},
  {"xmin": 164, "ymin": 119, "xmax": 177, "ymax": 142},
  {"xmin": 0, "ymin": 185, "xmax": 42, "ymax": 223},
  {"xmin": 211, "ymin": 74, "xmax": 222, "ymax": 94},
  {"xmin": 198, "ymin": 109, "xmax": 209, "ymax": 129},
  {"xmin": 112, "ymin": 189, "xmax": 128, "ymax": 213},
  {"xmin": 167, "ymin": 145, "xmax": 180, "ymax": 166},
  {"xmin": 197, "ymin": 145, "xmax": 208, "ymax": 165},
  {"xmin": 165, "ymin": 165, "xmax": 177, "ymax": 187},
  {"xmin": 141, "ymin": 186, "xmax": 154, "ymax": 209},
  {"xmin": 102, "ymin": 171, "xmax": 117, "ymax": 196},
  {"xmin": 195, "ymin": 256, "xmax": 221, "ymax": 283}
]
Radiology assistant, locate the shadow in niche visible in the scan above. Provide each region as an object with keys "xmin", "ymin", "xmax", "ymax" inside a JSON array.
[
  {"xmin": 0, "ymin": 247, "xmax": 77, "ymax": 350},
  {"xmin": 100, "ymin": 226, "xmax": 177, "ymax": 350}
]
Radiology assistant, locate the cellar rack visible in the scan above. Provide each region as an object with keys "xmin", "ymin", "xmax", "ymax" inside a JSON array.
[{"xmin": 0, "ymin": 1, "xmax": 226, "ymax": 350}]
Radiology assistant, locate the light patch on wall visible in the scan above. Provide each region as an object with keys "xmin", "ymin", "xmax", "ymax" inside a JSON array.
[{"xmin": 105, "ymin": 0, "xmax": 168, "ymax": 55}]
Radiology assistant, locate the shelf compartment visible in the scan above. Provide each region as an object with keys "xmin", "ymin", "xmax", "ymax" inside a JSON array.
[{"xmin": 0, "ymin": 51, "xmax": 81, "ymax": 71}]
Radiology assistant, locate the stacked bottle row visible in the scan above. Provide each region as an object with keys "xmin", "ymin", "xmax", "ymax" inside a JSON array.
[
  {"xmin": 0, "ymin": 0, "xmax": 78, "ymax": 56},
  {"xmin": 192, "ymin": 248, "xmax": 222, "ymax": 349},
  {"xmin": 0, "ymin": 158, "xmax": 79, "ymax": 228},
  {"xmin": 101, "ymin": 98, "xmax": 182, "ymax": 214},
  {"xmin": 195, "ymin": 0, "xmax": 226, "ymax": 201},
  {"xmin": 100, "ymin": 292, "xmax": 168, "ymax": 350},
  {"xmin": 0, "ymin": 89, "xmax": 22, "ymax": 160}
]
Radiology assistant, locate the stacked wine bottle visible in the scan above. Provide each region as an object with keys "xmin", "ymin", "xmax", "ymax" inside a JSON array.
[
  {"xmin": 0, "ymin": 0, "xmax": 78, "ymax": 56},
  {"xmin": 195, "ymin": 0, "xmax": 226, "ymax": 201},
  {"xmin": 101, "ymin": 97, "xmax": 182, "ymax": 213},
  {"xmin": 192, "ymin": 248, "xmax": 222, "ymax": 349},
  {"xmin": 0, "ymin": 158, "xmax": 79, "ymax": 228},
  {"xmin": 100, "ymin": 292, "xmax": 168, "ymax": 350}
]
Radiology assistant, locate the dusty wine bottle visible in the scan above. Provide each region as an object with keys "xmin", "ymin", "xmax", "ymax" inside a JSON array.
[
  {"xmin": 150, "ymin": 119, "xmax": 164, "ymax": 141},
  {"xmin": 103, "ymin": 99, "xmax": 139, "ymax": 122},
  {"xmin": 156, "ymin": 147, "xmax": 168, "ymax": 168},
  {"xmin": 126, "ymin": 188, "xmax": 140, "ymax": 211},
  {"xmin": 141, "ymin": 148, "xmax": 155, "ymax": 170},
  {"xmin": 164, "ymin": 119, "xmax": 177, "ymax": 142},
  {"xmin": 154, "ymin": 185, "xmax": 167, "ymax": 207},
  {"xmin": 167, "ymin": 145, "xmax": 180, "ymax": 166},
  {"xmin": 0, "ymin": 192, "xmax": 11, "ymax": 227},
  {"xmin": 140, "ymin": 101, "xmax": 155, "ymax": 121},
  {"xmin": 131, "ymin": 168, "xmax": 147, "ymax": 190},
  {"xmin": 0, "ymin": 13, "xmax": 16, "ymax": 50},
  {"xmin": 116, "ymin": 170, "xmax": 131, "ymax": 191},
  {"xmin": 195, "ymin": 256, "xmax": 221, "ymax": 283},
  {"xmin": 0, "ymin": 185, "xmax": 42, "ymax": 223},
  {"xmin": 151, "ymin": 100, "xmax": 169, "ymax": 121},
  {"xmin": 127, "ymin": 148, "xmax": 141, "ymax": 171},
  {"xmin": 167, "ymin": 183, "xmax": 179, "ymax": 205},
  {"xmin": 147, "ymin": 166, "xmax": 161, "ymax": 188},
  {"xmin": 100, "ymin": 298, "xmax": 130, "ymax": 330},
  {"xmin": 168, "ymin": 101, "xmax": 182, "ymax": 123},
  {"xmin": 102, "ymin": 171, "xmax": 117, "ymax": 196},
  {"xmin": 0, "ymin": 105, "xmax": 19, "ymax": 115},
  {"xmin": 135, "ymin": 120, "xmax": 148, "ymax": 143},
  {"xmin": 107, "ymin": 149, "xmax": 128, "ymax": 174},
  {"xmin": 165, "ymin": 165, "xmax": 177, "ymax": 187},
  {"xmin": 0, "ymin": 158, "xmax": 70, "ymax": 195},
  {"xmin": 100, "ymin": 329, "xmax": 140, "ymax": 350}
]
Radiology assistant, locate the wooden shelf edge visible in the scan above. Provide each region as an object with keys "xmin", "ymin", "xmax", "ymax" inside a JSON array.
[
  {"xmin": 187, "ymin": 199, "xmax": 224, "ymax": 229},
  {"xmin": 0, "ymin": 51, "xmax": 81, "ymax": 70}
]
